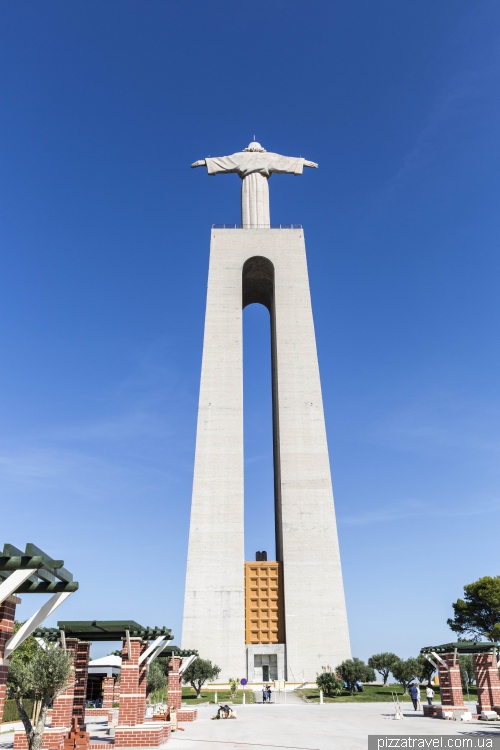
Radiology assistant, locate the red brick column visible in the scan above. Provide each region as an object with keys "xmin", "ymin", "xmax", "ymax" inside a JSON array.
[
  {"xmin": 102, "ymin": 676, "xmax": 115, "ymax": 709},
  {"xmin": 72, "ymin": 641, "xmax": 90, "ymax": 728},
  {"xmin": 167, "ymin": 657, "xmax": 182, "ymax": 710},
  {"xmin": 51, "ymin": 638, "xmax": 79, "ymax": 729},
  {"xmin": 474, "ymin": 652, "xmax": 500, "ymax": 713},
  {"xmin": 437, "ymin": 652, "xmax": 465, "ymax": 708},
  {"xmin": 0, "ymin": 595, "xmax": 19, "ymax": 725},
  {"xmin": 118, "ymin": 638, "xmax": 147, "ymax": 727}
]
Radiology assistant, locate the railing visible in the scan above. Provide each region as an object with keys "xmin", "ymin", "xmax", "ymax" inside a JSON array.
[{"xmin": 212, "ymin": 224, "xmax": 302, "ymax": 229}]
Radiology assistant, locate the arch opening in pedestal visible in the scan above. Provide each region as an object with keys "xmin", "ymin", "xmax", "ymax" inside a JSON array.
[{"xmin": 242, "ymin": 257, "xmax": 282, "ymax": 563}]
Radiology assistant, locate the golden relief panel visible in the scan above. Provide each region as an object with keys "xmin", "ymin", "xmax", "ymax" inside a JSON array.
[{"xmin": 244, "ymin": 561, "xmax": 285, "ymax": 644}]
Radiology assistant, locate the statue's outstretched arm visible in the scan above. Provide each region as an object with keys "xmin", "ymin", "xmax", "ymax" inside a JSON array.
[
  {"xmin": 191, "ymin": 159, "xmax": 207, "ymax": 168},
  {"xmin": 303, "ymin": 160, "xmax": 318, "ymax": 169}
]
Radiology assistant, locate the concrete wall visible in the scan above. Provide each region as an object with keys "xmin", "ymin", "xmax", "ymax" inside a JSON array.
[{"xmin": 181, "ymin": 228, "xmax": 351, "ymax": 681}]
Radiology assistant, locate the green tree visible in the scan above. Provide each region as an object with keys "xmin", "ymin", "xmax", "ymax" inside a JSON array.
[
  {"xmin": 367, "ymin": 653, "xmax": 399, "ymax": 687},
  {"xmin": 415, "ymin": 654, "xmax": 436, "ymax": 687},
  {"xmin": 391, "ymin": 658, "xmax": 420, "ymax": 695},
  {"xmin": 182, "ymin": 658, "xmax": 221, "ymax": 698},
  {"xmin": 316, "ymin": 667, "xmax": 343, "ymax": 697},
  {"xmin": 447, "ymin": 576, "xmax": 500, "ymax": 641},
  {"xmin": 146, "ymin": 660, "xmax": 168, "ymax": 698},
  {"xmin": 8, "ymin": 622, "xmax": 39, "ymax": 666},
  {"xmin": 335, "ymin": 658, "xmax": 375, "ymax": 695},
  {"xmin": 458, "ymin": 655, "xmax": 475, "ymax": 690},
  {"xmin": 7, "ymin": 644, "xmax": 72, "ymax": 750},
  {"xmin": 228, "ymin": 678, "xmax": 239, "ymax": 699}
]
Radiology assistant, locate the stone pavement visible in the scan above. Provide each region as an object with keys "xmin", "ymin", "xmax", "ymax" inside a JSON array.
[
  {"xmin": 167, "ymin": 703, "xmax": 500, "ymax": 750},
  {"xmin": 2, "ymin": 705, "xmax": 500, "ymax": 750}
]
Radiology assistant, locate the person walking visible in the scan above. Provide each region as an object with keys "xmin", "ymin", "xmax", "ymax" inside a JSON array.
[
  {"xmin": 409, "ymin": 683, "xmax": 420, "ymax": 711},
  {"xmin": 265, "ymin": 684, "xmax": 272, "ymax": 703},
  {"xmin": 426, "ymin": 685, "xmax": 434, "ymax": 706},
  {"xmin": 262, "ymin": 685, "xmax": 268, "ymax": 703}
]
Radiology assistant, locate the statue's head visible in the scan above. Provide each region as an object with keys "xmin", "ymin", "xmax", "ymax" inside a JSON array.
[{"xmin": 243, "ymin": 141, "xmax": 266, "ymax": 152}]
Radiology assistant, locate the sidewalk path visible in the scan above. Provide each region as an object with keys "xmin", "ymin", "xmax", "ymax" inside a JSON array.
[{"xmin": 253, "ymin": 690, "xmax": 304, "ymax": 705}]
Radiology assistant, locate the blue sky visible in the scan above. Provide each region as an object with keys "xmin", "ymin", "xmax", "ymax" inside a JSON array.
[{"xmin": 1, "ymin": 1, "xmax": 499, "ymax": 663}]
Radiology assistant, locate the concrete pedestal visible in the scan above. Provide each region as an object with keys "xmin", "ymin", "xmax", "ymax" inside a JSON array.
[
  {"xmin": 423, "ymin": 705, "xmax": 467, "ymax": 719},
  {"xmin": 182, "ymin": 228, "xmax": 351, "ymax": 682}
]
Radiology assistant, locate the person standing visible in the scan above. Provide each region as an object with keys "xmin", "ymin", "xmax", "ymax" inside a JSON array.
[
  {"xmin": 426, "ymin": 685, "xmax": 434, "ymax": 706},
  {"xmin": 266, "ymin": 684, "xmax": 272, "ymax": 703},
  {"xmin": 409, "ymin": 683, "xmax": 420, "ymax": 711}
]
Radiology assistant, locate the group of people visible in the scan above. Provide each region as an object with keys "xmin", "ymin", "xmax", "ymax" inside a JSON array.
[
  {"xmin": 409, "ymin": 683, "xmax": 435, "ymax": 710},
  {"xmin": 262, "ymin": 684, "xmax": 272, "ymax": 703}
]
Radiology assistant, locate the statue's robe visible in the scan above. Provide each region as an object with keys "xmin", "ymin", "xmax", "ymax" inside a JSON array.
[{"xmin": 205, "ymin": 152, "xmax": 307, "ymax": 228}]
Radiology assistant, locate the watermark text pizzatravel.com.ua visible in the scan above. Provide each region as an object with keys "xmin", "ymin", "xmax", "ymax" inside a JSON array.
[{"xmin": 368, "ymin": 737, "xmax": 500, "ymax": 749}]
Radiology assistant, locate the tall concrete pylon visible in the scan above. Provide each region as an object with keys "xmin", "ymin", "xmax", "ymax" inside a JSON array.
[{"xmin": 182, "ymin": 143, "xmax": 351, "ymax": 682}]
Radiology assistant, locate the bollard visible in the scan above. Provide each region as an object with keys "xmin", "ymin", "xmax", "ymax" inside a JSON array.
[
  {"xmin": 214, "ymin": 691, "xmax": 217, "ymax": 704},
  {"xmin": 320, "ymin": 689, "xmax": 324, "ymax": 704}
]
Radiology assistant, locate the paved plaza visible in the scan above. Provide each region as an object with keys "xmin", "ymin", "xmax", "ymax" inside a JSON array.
[
  {"xmin": 2, "ymin": 703, "xmax": 500, "ymax": 750},
  {"xmin": 162, "ymin": 703, "xmax": 500, "ymax": 750}
]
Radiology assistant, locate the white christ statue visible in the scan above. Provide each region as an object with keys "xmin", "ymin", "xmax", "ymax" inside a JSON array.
[{"xmin": 191, "ymin": 141, "xmax": 318, "ymax": 229}]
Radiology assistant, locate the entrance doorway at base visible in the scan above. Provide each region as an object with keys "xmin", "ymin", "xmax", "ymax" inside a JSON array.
[{"xmin": 254, "ymin": 654, "xmax": 278, "ymax": 682}]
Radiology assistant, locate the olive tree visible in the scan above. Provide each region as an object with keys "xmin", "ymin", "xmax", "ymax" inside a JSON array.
[
  {"xmin": 146, "ymin": 660, "xmax": 168, "ymax": 698},
  {"xmin": 367, "ymin": 653, "xmax": 399, "ymax": 687},
  {"xmin": 391, "ymin": 658, "xmax": 420, "ymax": 695},
  {"xmin": 182, "ymin": 658, "xmax": 221, "ymax": 698},
  {"xmin": 7, "ymin": 642, "xmax": 72, "ymax": 750},
  {"xmin": 335, "ymin": 658, "xmax": 375, "ymax": 695},
  {"xmin": 415, "ymin": 654, "xmax": 436, "ymax": 688}
]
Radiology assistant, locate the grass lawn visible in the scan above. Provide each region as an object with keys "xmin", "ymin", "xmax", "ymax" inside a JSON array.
[
  {"xmin": 181, "ymin": 688, "xmax": 255, "ymax": 705},
  {"xmin": 149, "ymin": 687, "xmax": 255, "ymax": 705},
  {"xmin": 297, "ymin": 684, "xmax": 479, "ymax": 704}
]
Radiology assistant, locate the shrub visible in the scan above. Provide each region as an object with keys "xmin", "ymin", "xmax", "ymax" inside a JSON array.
[
  {"xmin": 2, "ymin": 699, "xmax": 35, "ymax": 724},
  {"xmin": 316, "ymin": 667, "xmax": 343, "ymax": 697}
]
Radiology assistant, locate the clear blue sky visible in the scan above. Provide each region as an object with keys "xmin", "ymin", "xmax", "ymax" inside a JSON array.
[{"xmin": 1, "ymin": 1, "xmax": 499, "ymax": 663}]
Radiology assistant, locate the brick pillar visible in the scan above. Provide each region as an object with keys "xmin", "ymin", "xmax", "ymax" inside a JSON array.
[
  {"xmin": 72, "ymin": 641, "xmax": 90, "ymax": 728},
  {"xmin": 474, "ymin": 652, "xmax": 500, "ymax": 713},
  {"xmin": 437, "ymin": 652, "xmax": 465, "ymax": 707},
  {"xmin": 51, "ymin": 639, "xmax": 79, "ymax": 728},
  {"xmin": 0, "ymin": 595, "xmax": 20, "ymax": 725},
  {"xmin": 102, "ymin": 676, "xmax": 115, "ymax": 709},
  {"xmin": 167, "ymin": 657, "xmax": 182, "ymax": 710},
  {"xmin": 118, "ymin": 638, "xmax": 147, "ymax": 727}
]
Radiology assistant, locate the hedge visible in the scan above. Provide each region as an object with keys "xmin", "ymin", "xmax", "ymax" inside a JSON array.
[{"xmin": 2, "ymin": 699, "xmax": 35, "ymax": 723}]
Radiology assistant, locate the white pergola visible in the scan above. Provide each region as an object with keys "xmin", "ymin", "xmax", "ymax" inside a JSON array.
[{"xmin": 0, "ymin": 542, "xmax": 78, "ymax": 663}]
